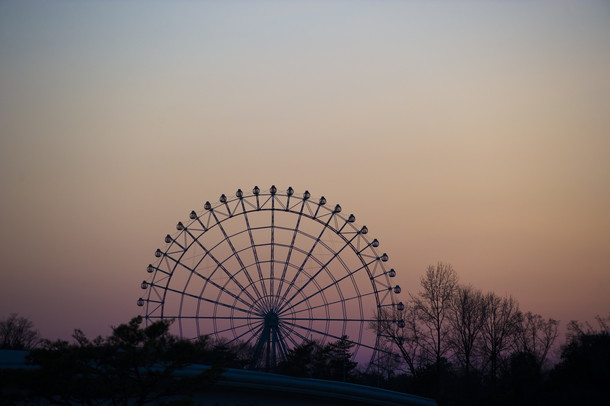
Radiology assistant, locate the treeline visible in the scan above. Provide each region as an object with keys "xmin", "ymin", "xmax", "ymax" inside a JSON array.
[
  {"xmin": 374, "ymin": 263, "xmax": 557, "ymax": 381},
  {"xmin": 370, "ymin": 262, "xmax": 610, "ymax": 405},
  {"xmin": 1, "ymin": 317, "xmax": 243, "ymax": 406},
  {"xmin": 2, "ymin": 263, "xmax": 609, "ymax": 405},
  {"xmin": 0, "ymin": 316, "xmax": 365, "ymax": 405}
]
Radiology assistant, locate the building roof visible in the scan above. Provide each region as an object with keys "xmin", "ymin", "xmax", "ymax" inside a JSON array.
[{"xmin": 1, "ymin": 349, "xmax": 436, "ymax": 406}]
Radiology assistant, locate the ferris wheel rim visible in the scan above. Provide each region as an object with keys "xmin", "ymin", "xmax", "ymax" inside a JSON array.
[{"xmin": 139, "ymin": 186, "xmax": 401, "ymax": 369}]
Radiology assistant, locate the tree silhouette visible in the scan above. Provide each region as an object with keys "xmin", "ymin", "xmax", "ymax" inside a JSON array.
[
  {"xmin": 25, "ymin": 317, "xmax": 218, "ymax": 406},
  {"xmin": 277, "ymin": 336, "xmax": 357, "ymax": 382},
  {"xmin": 448, "ymin": 285, "xmax": 486, "ymax": 375},
  {"xmin": 513, "ymin": 311, "xmax": 559, "ymax": 371},
  {"xmin": 479, "ymin": 292, "xmax": 520, "ymax": 380},
  {"xmin": 412, "ymin": 262, "xmax": 458, "ymax": 367},
  {"xmin": 0, "ymin": 313, "xmax": 40, "ymax": 350},
  {"xmin": 373, "ymin": 305, "xmax": 423, "ymax": 376},
  {"xmin": 548, "ymin": 315, "xmax": 610, "ymax": 406},
  {"xmin": 324, "ymin": 336, "xmax": 358, "ymax": 381}
]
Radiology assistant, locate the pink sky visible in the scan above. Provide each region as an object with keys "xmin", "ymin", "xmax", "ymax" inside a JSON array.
[{"xmin": 1, "ymin": 0, "xmax": 609, "ymax": 343}]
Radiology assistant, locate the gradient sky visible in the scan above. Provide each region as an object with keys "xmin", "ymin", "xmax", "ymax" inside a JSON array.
[{"xmin": 1, "ymin": 0, "xmax": 609, "ymax": 342}]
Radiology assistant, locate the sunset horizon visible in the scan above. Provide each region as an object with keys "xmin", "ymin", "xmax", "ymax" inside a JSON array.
[{"xmin": 1, "ymin": 0, "xmax": 609, "ymax": 352}]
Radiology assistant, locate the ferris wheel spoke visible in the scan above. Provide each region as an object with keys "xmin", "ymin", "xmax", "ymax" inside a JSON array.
[
  {"xmin": 170, "ymin": 317, "xmax": 252, "ymax": 336},
  {"xmin": 211, "ymin": 319, "xmax": 261, "ymax": 337},
  {"xmin": 270, "ymin": 196, "xmax": 276, "ymax": 299},
  {"xmin": 274, "ymin": 199, "xmax": 306, "ymax": 304},
  {"xmin": 273, "ymin": 264, "xmax": 329, "ymax": 314},
  {"xmin": 184, "ymin": 316, "xmax": 254, "ymax": 320},
  {"xmin": 237, "ymin": 322, "xmax": 266, "ymax": 348},
  {"xmin": 270, "ymin": 229, "xmax": 345, "ymax": 309},
  {"xmin": 276, "ymin": 322, "xmax": 320, "ymax": 353},
  {"xmin": 277, "ymin": 323, "xmax": 301, "ymax": 348},
  {"xmin": 211, "ymin": 211, "xmax": 266, "ymax": 306},
  {"xmin": 179, "ymin": 229, "xmax": 259, "ymax": 310},
  {"xmin": 224, "ymin": 320, "xmax": 265, "ymax": 346},
  {"xmin": 275, "ymin": 209, "xmax": 337, "ymax": 309},
  {"xmin": 281, "ymin": 256, "xmax": 378, "ymax": 314},
  {"xmin": 151, "ymin": 283, "xmax": 259, "ymax": 317},
  {"xmin": 251, "ymin": 335, "xmax": 266, "ymax": 366},
  {"xmin": 176, "ymin": 261, "xmax": 256, "ymax": 311},
  {"xmin": 288, "ymin": 317, "xmax": 376, "ymax": 322},
  {"xmin": 278, "ymin": 231, "xmax": 360, "ymax": 314},
  {"xmin": 281, "ymin": 319, "xmax": 377, "ymax": 352},
  {"xmin": 207, "ymin": 211, "xmax": 262, "ymax": 305},
  {"xmin": 241, "ymin": 200, "xmax": 271, "ymax": 309},
  {"xmin": 288, "ymin": 290, "xmax": 377, "ymax": 316},
  {"xmin": 252, "ymin": 328, "xmax": 287, "ymax": 368},
  {"xmin": 272, "ymin": 325, "xmax": 290, "ymax": 361}
]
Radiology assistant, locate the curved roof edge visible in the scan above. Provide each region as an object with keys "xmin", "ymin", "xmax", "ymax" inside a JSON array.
[
  {"xmin": 182, "ymin": 364, "xmax": 436, "ymax": 406},
  {"xmin": 1, "ymin": 350, "xmax": 436, "ymax": 406}
]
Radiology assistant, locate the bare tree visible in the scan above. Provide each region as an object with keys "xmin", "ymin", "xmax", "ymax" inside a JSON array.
[
  {"xmin": 480, "ymin": 293, "xmax": 521, "ymax": 379},
  {"xmin": 0, "ymin": 313, "xmax": 40, "ymax": 350},
  {"xmin": 596, "ymin": 313, "xmax": 610, "ymax": 333},
  {"xmin": 373, "ymin": 305, "xmax": 424, "ymax": 376},
  {"xmin": 412, "ymin": 262, "xmax": 458, "ymax": 366},
  {"xmin": 514, "ymin": 312, "xmax": 559, "ymax": 371},
  {"xmin": 448, "ymin": 285, "xmax": 486, "ymax": 374},
  {"xmin": 373, "ymin": 343, "xmax": 405, "ymax": 379},
  {"xmin": 566, "ymin": 313, "xmax": 610, "ymax": 339}
]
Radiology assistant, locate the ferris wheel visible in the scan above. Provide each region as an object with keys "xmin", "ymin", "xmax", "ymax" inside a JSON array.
[{"xmin": 138, "ymin": 186, "xmax": 402, "ymax": 369}]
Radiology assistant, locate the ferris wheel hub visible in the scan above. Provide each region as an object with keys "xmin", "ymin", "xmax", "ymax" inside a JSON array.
[{"xmin": 264, "ymin": 312, "xmax": 280, "ymax": 328}]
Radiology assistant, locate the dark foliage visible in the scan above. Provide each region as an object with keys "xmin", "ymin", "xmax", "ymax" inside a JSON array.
[
  {"xmin": 3, "ymin": 317, "xmax": 221, "ymax": 406},
  {"xmin": 3, "ymin": 306, "xmax": 609, "ymax": 406},
  {"xmin": 277, "ymin": 336, "xmax": 358, "ymax": 382},
  {"xmin": 547, "ymin": 332, "xmax": 610, "ymax": 406},
  {"xmin": 367, "ymin": 330, "xmax": 610, "ymax": 406}
]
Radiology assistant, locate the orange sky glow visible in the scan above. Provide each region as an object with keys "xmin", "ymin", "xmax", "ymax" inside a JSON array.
[{"xmin": 1, "ymin": 0, "xmax": 609, "ymax": 344}]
